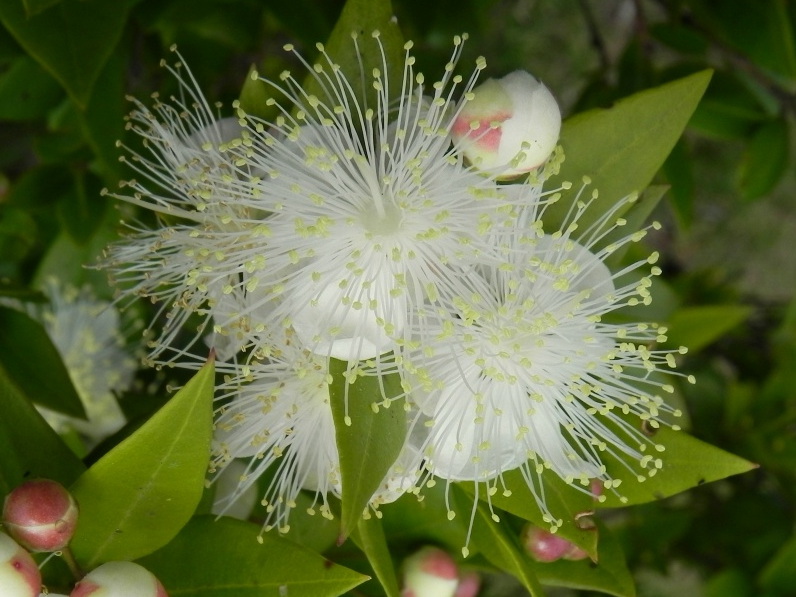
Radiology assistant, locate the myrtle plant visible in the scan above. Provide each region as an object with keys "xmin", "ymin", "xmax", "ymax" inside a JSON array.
[{"xmin": 0, "ymin": 0, "xmax": 762, "ymax": 596}]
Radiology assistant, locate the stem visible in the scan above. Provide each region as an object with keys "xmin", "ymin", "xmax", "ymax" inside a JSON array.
[{"xmin": 60, "ymin": 546, "xmax": 83, "ymax": 582}]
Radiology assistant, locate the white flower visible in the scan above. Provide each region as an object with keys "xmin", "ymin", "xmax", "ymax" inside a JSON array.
[
  {"xmin": 403, "ymin": 189, "xmax": 691, "ymax": 551},
  {"xmin": 210, "ymin": 336, "xmax": 417, "ymax": 534}
]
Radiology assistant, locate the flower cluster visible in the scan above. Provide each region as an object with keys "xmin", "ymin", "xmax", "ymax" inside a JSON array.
[{"xmin": 102, "ymin": 33, "xmax": 688, "ymax": 549}]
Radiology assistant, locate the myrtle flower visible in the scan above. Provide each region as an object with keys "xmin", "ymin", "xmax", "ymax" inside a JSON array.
[
  {"xmin": 210, "ymin": 335, "xmax": 418, "ymax": 533},
  {"xmin": 221, "ymin": 34, "xmax": 551, "ymax": 365},
  {"xmin": 403, "ymin": 190, "xmax": 691, "ymax": 551}
]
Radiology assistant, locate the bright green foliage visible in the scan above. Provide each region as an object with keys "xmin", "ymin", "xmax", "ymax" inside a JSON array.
[
  {"xmin": 140, "ymin": 516, "xmax": 369, "ymax": 597},
  {"xmin": 546, "ymin": 71, "xmax": 712, "ymax": 232},
  {"xmin": 352, "ymin": 516, "xmax": 401, "ymax": 597},
  {"xmin": 665, "ymin": 304, "xmax": 753, "ymax": 352},
  {"xmin": 69, "ymin": 359, "xmax": 215, "ymax": 568},
  {"xmin": 328, "ymin": 358, "xmax": 406, "ymax": 540},
  {"xmin": 596, "ymin": 427, "xmax": 757, "ymax": 508}
]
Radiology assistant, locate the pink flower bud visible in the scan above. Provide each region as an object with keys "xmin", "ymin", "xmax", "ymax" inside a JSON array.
[
  {"xmin": 70, "ymin": 561, "xmax": 168, "ymax": 597},
  {"xmin": 451, "ymin": 70, "xmax": 561, "ymax": 178},
  {"xmin": 453, "ymin": 571, "xmax": 481, "ymax": 597},
  {"xmin": 521, "ymin": 525, "xmax": 589, "ymax": 563},
  {"xmin": 0, "ymin": 532, "xmax": 41, "ymax": 597},
  {"xmin": 401, "ymin": 546, "xmax": 459, "ymax": 597},
  {"xmin": 3, "ymin": 479, "xmax": 79, "ymax": 552}
]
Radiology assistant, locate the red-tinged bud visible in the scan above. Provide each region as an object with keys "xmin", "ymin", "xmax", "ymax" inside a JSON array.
[
  {"xmin": 0, "ymin": 532, "xmax": 41, "ymax": 597},
  {"xmin": 70, "ymin": 562, "xmax": 168, "ymax": 597},
  {"xmin": 3, "ymin": 479, "xmax": 78, "ymax": 552},
  {"xmin": 521, "ymin": 525, "xmax": 589, "ymax": 563},
  {"xmin": 401, "ymin": 546, "xmax": 459, "ymax": 597},
  {"xmin": 453, "ymin": 571, "xmax": 481, "ymax": 597},
  {"xmin": 451, "ymin": 70, "xmax": 561, "ymax": 179}
]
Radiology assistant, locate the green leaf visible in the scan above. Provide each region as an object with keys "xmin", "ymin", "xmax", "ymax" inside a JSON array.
[
  {"xmin": 760, "ymin": 534, "xmax": 796, "ymax": 593},
  {"xmin": 737, "ymin": 119, "xmax": 790, "ymax": 201},
  {"xmin": 662, "ymin": 138, "xmax": 695, "ymax": 226},
  {"xmin": 546, "ymin": 71, "xmax": 711, "ymax": 232},
  {"xmin": 140, "ymin": 516, "xmax": 369, "ymax": 597},
  {"xmin": 603, "ymin": 184, "xmax": 669, "ymax": 268},
  {"xmin": 665, "ymin": 305, "xmax": 753, "ymax": 353},
  {"xmin": 0, "ymin": 55, "xmax": 63, "ymax": 120},
  {"xmin": 328, "ymin": 358, "xmax": 406, "ymax": 540},
  {"xmin": 303, "ymin": 0, "xmax": 404, "ymax": 112},
  {"xmin": 452, "ymin": 487, "xmax": 545, "ymax": 596},
  {"xmin": 352, "ymin": 516, "xmax": 400, "ymax": 597},
  {"xmin": 534, "ymin": 521, "xmax": 635, "ymax": 597},
  {"xmin": 465, "ymin": 469, "xmax": 599, "ymax": 560},
  {"xmin": 22, "ymin": 0, "xmax": 63, "ymax": 17},
  {"xmin": 0, "ymin": 306, "xmax": 86, "ymax": 419},
  {"xmin": 0, "ymin": 0, "xmax": 131, "ymax": 108},
  {"xmin": 596, "ymin": 427, "xmax": 757, "ymax": 508},
  {"xmin": 69, "ymin": 359, "xmax": 215, "ymax": 568},
  {"xmin": 0, "ymin": 363, "xmax": 85, "ymax": 496},
  {"xmin": 689, "ymin": 72, "xmax": 768, "ymax": 139}
]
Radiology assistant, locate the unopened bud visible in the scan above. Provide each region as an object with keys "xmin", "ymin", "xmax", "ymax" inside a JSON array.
[
  {"xmin": 522, "ymin": 525, "xmax": 589, "ymax": 563},
  {"xmin": 401, "ymin": 546, "xmax": 459, "ymax": 597},
  {"xmin": 70, "ymin": 561, "xmax": 168, "ymax": 597},
  {"xmin": 452, "ymin": 70, "xmax": 561, "ymax": 178},
  {"xmin": 453, "ymin": 571, "xmax": 481, "ymax": 597},
  {"xmin": 0, "ymin": 532, "xmax": 41, "ymax": 597},
  {"xmin": 3, "ymin": 479, "xmax": 78, "ymax": 552}
]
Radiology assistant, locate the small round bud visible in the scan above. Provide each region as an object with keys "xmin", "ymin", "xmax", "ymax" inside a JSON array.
[
  {"xmin": 401, "ymin": 546, "xmax": 459, "ymax": 597},
  {"xmin": 521, "ymin": 525, "xmax": 589, "ymax": 563},
  {"xmin": 452, "ymin": 70, "xmax": 561, "ymax": 178},
  {"xmin": 3, "ymin": 479, "xmax": 79, "ymax": 552},
  {"xmin": 70, "ymin": 561, "xmax": 168, "ymax": 597},
  {"xmin": 0, "ymin": 532, "xmax": 41, "ymax": 597}
]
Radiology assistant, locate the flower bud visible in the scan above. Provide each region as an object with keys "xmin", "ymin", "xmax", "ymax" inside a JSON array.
[
  {"xmin": 0, "ymin": 532, "xmax": 41, "ymax": 597},
  {"xmin": 521, "ymin": 525, "xmax": 589, "ymax": 563},
  {"xmin": 452, "ymin": 70, "xmax": 561, "ymax": 178},
  {"xmin": 454, "ymin": 571, "xmax": 481, "ymax": 597},
  {"xmin": 3, "ymin": 479, "xmax": 79, "ymax": 552},
  {"xmin": 401, "ymin": 546, "xmax": 459, "ymax": 597},
  {"xmin": 70, "ymin": 561, "xmax": 168, "ymax": 597}
]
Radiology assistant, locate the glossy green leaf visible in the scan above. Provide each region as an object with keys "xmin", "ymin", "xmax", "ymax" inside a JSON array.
[
  {"xmin": 0, "ymin": 306, "xmax": 85, "ymax": 419},
  {"xmin": 665, "ymin": 304, "xmax": 753, "ymax": 353},
  {"xmin": 140, "ymin": 516, "xmax": 368, "ymax": 597},
  {"xmin": 70, "ymin": 360, "xmax": 215, "ymax": 568},
  {"xmin": 534, "ymin": 522, "xmax": 635, "ymax": 597},
  {"xmin": 22, "ymin": 0, "xmax": 63, "ymax": 16},
  {"xmin": 462, "ymin": 469, "xmax": 598, "ymax": 559},
  {"xmin": 596, "ymin": 427, "xmax": 756, "ymax": 508},
  {"xmin": 0, "ymin": 55, "xmax": 63, "ymax": 121},
  {"xmin": 329, "ymin": 358, "xmax": 406, "ymax": 540},
  {"xmin": 662, "ymin": 138, "xmax": 695, "ymax": 226},
  {"xmin": 0, "ymin": 363, "xmax": 85, "ymax": 496},
  {"xmin": 0, "ymin": 0, "xmax": 131, "ymax": 108},
  {"xmin": 352, "ymin": 516, "xmax": 400, "ymax": 597},
  {"xmin": 303, "ymin": 0, "xmax": 404, "ymax": 111},
  {"xmin": 546, "ymin": 71, "xmax": 711, "ymax": 232},
  {"xmin": 737, "ymin": 119, "xmax": 790, "ymax": 201},
  {"xmin": 452, "ymin": 487, "xmax": 544, "ymax": 596}
]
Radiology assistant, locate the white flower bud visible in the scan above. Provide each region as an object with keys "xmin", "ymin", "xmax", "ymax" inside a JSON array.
[
  {"xmin": 451, "ymin": 70, "xmax": 561, "ymax": 178},
  {"xmin": 3, "ymin": 479, "xmax": 79, "ymax": 552},
  {"xmin": 0, "ymin": 532, "xmax": 41, "ymax": 597},
  {"xmin": 401, "ymin": 546, "xmax": 459, "ymax": 597},
  {"xmin": 69, "ymin": 561, "xmax": 168, "ymax": 597}
]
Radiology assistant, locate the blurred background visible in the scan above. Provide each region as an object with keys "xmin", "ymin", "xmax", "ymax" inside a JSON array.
[{"xmin": 0, "ymin": 1, "xmax": 794, "ymax": 595}]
